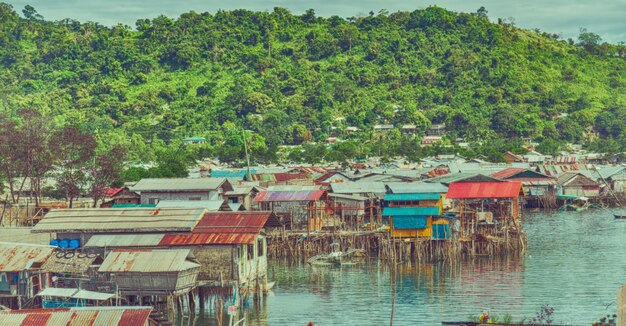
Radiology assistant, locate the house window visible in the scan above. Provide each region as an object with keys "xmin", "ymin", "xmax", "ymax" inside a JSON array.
[
  {"xmin": 257, "ymin": 238, "xmax": 264, "ymax": 257},
  {"xmin": 148, "ymin": 198, "xmax": 160, "ymax": 204},
  {"xmin": 229, "ymin": 197, "xmax": 239, "ymax": 204},
  {"xmin": 188, "ymin": 197, "xmax": 201, "ymax": 201},
  {"xmin": 247, "ymin": 244, "xmax": 254, "ymax": 260}
]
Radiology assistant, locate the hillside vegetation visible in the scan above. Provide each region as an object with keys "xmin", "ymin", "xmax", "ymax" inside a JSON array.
[{"xmin": 1, "ymin": 4, "xmax": 625, "ymax": 164}]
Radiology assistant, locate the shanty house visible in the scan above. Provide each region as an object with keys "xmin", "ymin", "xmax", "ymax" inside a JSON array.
[
  {"xmin": 0, "ymin": 242, "xmax": 55, "ymax": 309},
  {"xmin": 446, "ymin": 181, "xmax": 524, "ymax": 238},
  {"xmin": 84, "ymin": 212, "xmax": 273, "ymax": 290},
  {"xmin": 130, "ymin": 178, "xmax": 233, "ymax": 205},
  {"xmin": 98, "ymin": 249, "xmax": 200, "ymax": 296},
  {"xmin": 329, "ymin": 181, "xmax": 386, "ymax": 226},
  {"xmin": 556, "ymin": 172, "xmax": 601, "ymax": 197},
  {"xmin": 490, "ymin": 168, "xmax": 557, "ymax": 207},
  {"xmin": 383, "ymin": 183, "xmax": 448, "ymax": 238},
  {"xmin": 224, "ymin": 186, "xmax": 262, "ymax": 211},
  {"xmin": 254, "ymin": 186, "xmax": 326, "ymax": 231}
]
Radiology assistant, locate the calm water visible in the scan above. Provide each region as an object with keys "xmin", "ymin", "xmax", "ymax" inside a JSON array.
[{"xmin": 204, "ymin": 209, "xmax": 626, "ymax": 325}]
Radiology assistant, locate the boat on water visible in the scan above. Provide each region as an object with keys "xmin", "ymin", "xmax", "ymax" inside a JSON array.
[
  {"xmin": 614, "ymin": 214, "xmax": 626, "ymax": 219},
  {"xmin": 558, "ymin": 196, "xmax": 590, "ymax": 212},
  {"xmin": 307, "ymin": 243, "xmax": 366, "ymax": 266}
]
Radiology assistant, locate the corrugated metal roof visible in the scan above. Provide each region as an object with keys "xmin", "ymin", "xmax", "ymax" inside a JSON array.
[
  {"xmin": 266, "ymin": 185, "xmax": 320, "ymax": 192},
  {"xmin": 36, "ymin": 288, "xmax": 114, "ymax": 301},
  {"xmin": 330, "ymin": 181, "xmax": 386, "ymax": 195},
  {"xmin": 382, "ymin": 207, "xmax": 440, "ymax": 217},
  {"xmin": 210, "ymin": 170, "xmax": 257, "ymax": 179},
  {"xmin": 328, "ymin": 193, "xmax": 368, "ymax": 201},
  {"xmin": 130, "ymin": 177, "xmax": 229, "ymax": 192},
  {"xmin": 193, "ymin": 211, "xmax": 270, "ymax": 234},
  {"xmin": 447, "ymin": 181, "xmax": 523, "ymax": 199},
  {"xmin": 384, "ymin": 193, "xmax": 441, "ymax": 201},
  {"xmin": 98, "ymin": 249, "xmax": 200, "ymax": 273},
  {"xmin": 0, "ymin": 242, "xmax": 55, "ymax": 272},
  {"xmin": 160, "ymin": 233, "xmax": 258, "ymax": 245},
  {"xmin": 156, "ymin": 200, "xmax": 223, "ymax": 211},
  {"xmin": 0, "ymin": 307, "xmax": 152, "ymax": 326},
  {"xmin": 37, "ymin": 287, "xmax": 78, "ymax": 298},
  {"xmin": 33, "ymin": 208, "xmax": 206, "ymax": 233},
  {"xmin": 253, "ymin": 190, "xmax": 325, "ymax": 202},
  {"xmin": 73, "ymin": 290, "xmax": 115, "ymax": 301},
  {"xmin": 85, "ymin": 234, "xmax": 165, "ymax": 248},
  {"xmin": 41, "ymin": 253, "xmax": 100, "ymax": 274},
  {"xmin": 386, "ymin": 182, "xmax": 448, "ymax": 194}
]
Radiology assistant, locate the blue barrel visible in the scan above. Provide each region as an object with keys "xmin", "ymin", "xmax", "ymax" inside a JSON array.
[
  {"xmin": 58, "ymin": 240, "xmax": 69, "ymax": 249},
  {"xmin": 69, "ymin": 239, "xmax": 80, "ymax": 249},
  {"xmin": 49, "ymin": 239, "xmax": 59, "ymax": 247}
]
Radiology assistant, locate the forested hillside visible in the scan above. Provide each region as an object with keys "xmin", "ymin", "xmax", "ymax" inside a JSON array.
[{"xmin": 1, "ymin": 3, "xmax": 625, "ymax": 165}]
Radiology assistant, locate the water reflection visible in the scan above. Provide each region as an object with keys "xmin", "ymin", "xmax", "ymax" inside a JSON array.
[{"xmin": 195, "ymin": 210, "xmax": 625, "ymax": 325}]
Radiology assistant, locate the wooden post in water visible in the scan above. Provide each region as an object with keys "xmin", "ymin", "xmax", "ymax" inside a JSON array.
[{"xmin": 618, "ymin": 284, "xmax": 626, "ymax": 326}]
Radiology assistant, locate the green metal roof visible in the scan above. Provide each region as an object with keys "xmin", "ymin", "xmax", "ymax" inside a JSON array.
[
  {"xmin": 384, "ymin": 193, "xmax": 441, "ymax": 201},
  {"xmin": 111, "ymin": 204, "xmax": 157, "ymax": 208},
  {"xmin": 382, "ymin": 206, "xmax": 440, "ymax": 217}
]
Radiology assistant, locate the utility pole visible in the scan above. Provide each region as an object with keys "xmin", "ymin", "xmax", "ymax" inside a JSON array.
[{"xmin": 242, "ymin": 129, "xmax": 252, "ymax": 180}]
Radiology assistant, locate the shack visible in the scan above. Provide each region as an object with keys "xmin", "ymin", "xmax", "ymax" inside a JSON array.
[
  {"xmin": 0, "ymin": 242, "xmax": 55, "ymax": 309},
  {"xmin": 490, "ymin": 168, "xmax": 557, "ymax": 207},
  {"xmin": 446, "ymin": 181, "xmax": 524, "ymax": 243},
  {"xmin": 83, "ymin": 211, "xmax": 273, "ymax": 290},
  {"xmin": 254, "ymin": 186, "xmax": 326, "ymax": 231},
  {"xmin": 130, "ymin": 178, "xmax": 233, "ymax": 205},
  {"xmin": 329, "ymin": 181, "xmax": 386, "ymax": 227},
  {"xmin": 556, "ymin": 172, "xmax": 601, "ymax": 197},
  {"xmin": 98, "ymin": 249, "xmax": 201, "ymax": 296},
  {"xmin": 224, "ymin": 186, "xmax": 262, "ymax": 211},
  {"xmin": 383, "ymin": 183, "xmax": 448, "ymax": 238}
]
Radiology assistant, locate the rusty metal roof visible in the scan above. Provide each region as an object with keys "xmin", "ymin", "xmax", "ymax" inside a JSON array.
[
  {"xmin": 98, "ymin": 249, "xmax": 200, "ymax": 273},
  {"xmin": 130, "ymin": 177, "xmax": 231, "ymax": 192},
  {"xmin": 41, "ymin": 253, "xmax": 100, "ymax": 274},
  {"xmin": 160, "ymin": 233, "xmax": 258, "ymax": 245},
  {"xmin": 193, "ymin": 211, "xmax": 270, "ymax": 233},
  {"xmin": 254, "ymin": 190, "xmax": 325, "ymax": 202},
  {"xmin": 446, "ymin": 181, "xmax": 523, "ymax": 199},
  {"xmin": 0, "ymin": 307, "xmax": 152, "ymax": 326},
  {"xmin": 0, "ymin": 242, "xmax": 55, "ymax": 272},
  {"xmin": 32, "ymin": 208, "xmax": 206, "ymax": 233}
]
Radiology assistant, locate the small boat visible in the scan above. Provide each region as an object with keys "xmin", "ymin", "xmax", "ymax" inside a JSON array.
[
  {"xmin": 307, "ymin": 243, "xmax": 365, "ymax": 266},
  {"xmin": 614, "ymin": 214, "xmax": 626, "ymax": 219}
]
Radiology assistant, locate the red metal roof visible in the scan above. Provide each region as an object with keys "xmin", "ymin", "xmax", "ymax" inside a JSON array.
[
  {"xmin": 490, "ymin": 168, "xmax": 527, "ymax": 179},
  {"xmin": 119, "ymin": 308, "xmax": 152, "ymax": 326},
  {"xmin": 253, "ymin": 190, "xmax": 325, "ymax": 202},
  {"xmin": 0, "ymin": 308, "xmax": 152, "ymax": 326},
  {"xmin": 103, "ymin": 187, "xmax": 124, "ymax": 197},
  {"xmin": 159, "ymin": 233, "xmax": 258, "ymax": 245},
  {"xmin": 446, "ymin": 181, "xmax": 523, "ymax": 199},
  {"xmin": 157, "ymin": 212, "xmax": 271, "ymax": 245}
]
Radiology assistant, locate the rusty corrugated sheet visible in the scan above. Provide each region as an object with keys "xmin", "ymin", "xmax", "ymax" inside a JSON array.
[
  {"xmin": 0, "ymin": 242, "xmax": 55, "ymax": 272},
  {"xmin": 253, "ymin": 190, "xmax": 325, "ymax": 202},
  {"xmin": 193, "ymin": 212, "xmax": 270, "ymax": 233},
  {"xmin": 490, "ymin": 168, "xmax": 527, "ymax": 179},
  {"xmin": 98, "ymin": 249, "xmax": 200, "ymax": 273},
  {"xmin": 160, "ymin": 233, "xmax": 258, "ymax": 245},
  {"xmin": 32, "ymin": 208, "xmax": 206, "ymax": 233},
  {"xmin": 0, "ymin": 308, "xmax": 152, "ymax": 326},
  {"xmin": 118, "ymin": 309, "xmax": 152, "ymax": 326},
  {"xmin": 130, "ymin": 177, "xmax": 227, "ymax": 192},
  {"xmin": 446, "ymin": 181, "xmax": 523, "ymax": 199}
]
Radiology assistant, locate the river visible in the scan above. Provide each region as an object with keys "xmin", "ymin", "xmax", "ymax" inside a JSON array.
[{"xmin": 203, "ymin": 209, "xmax": 626, "ymax": 325}]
